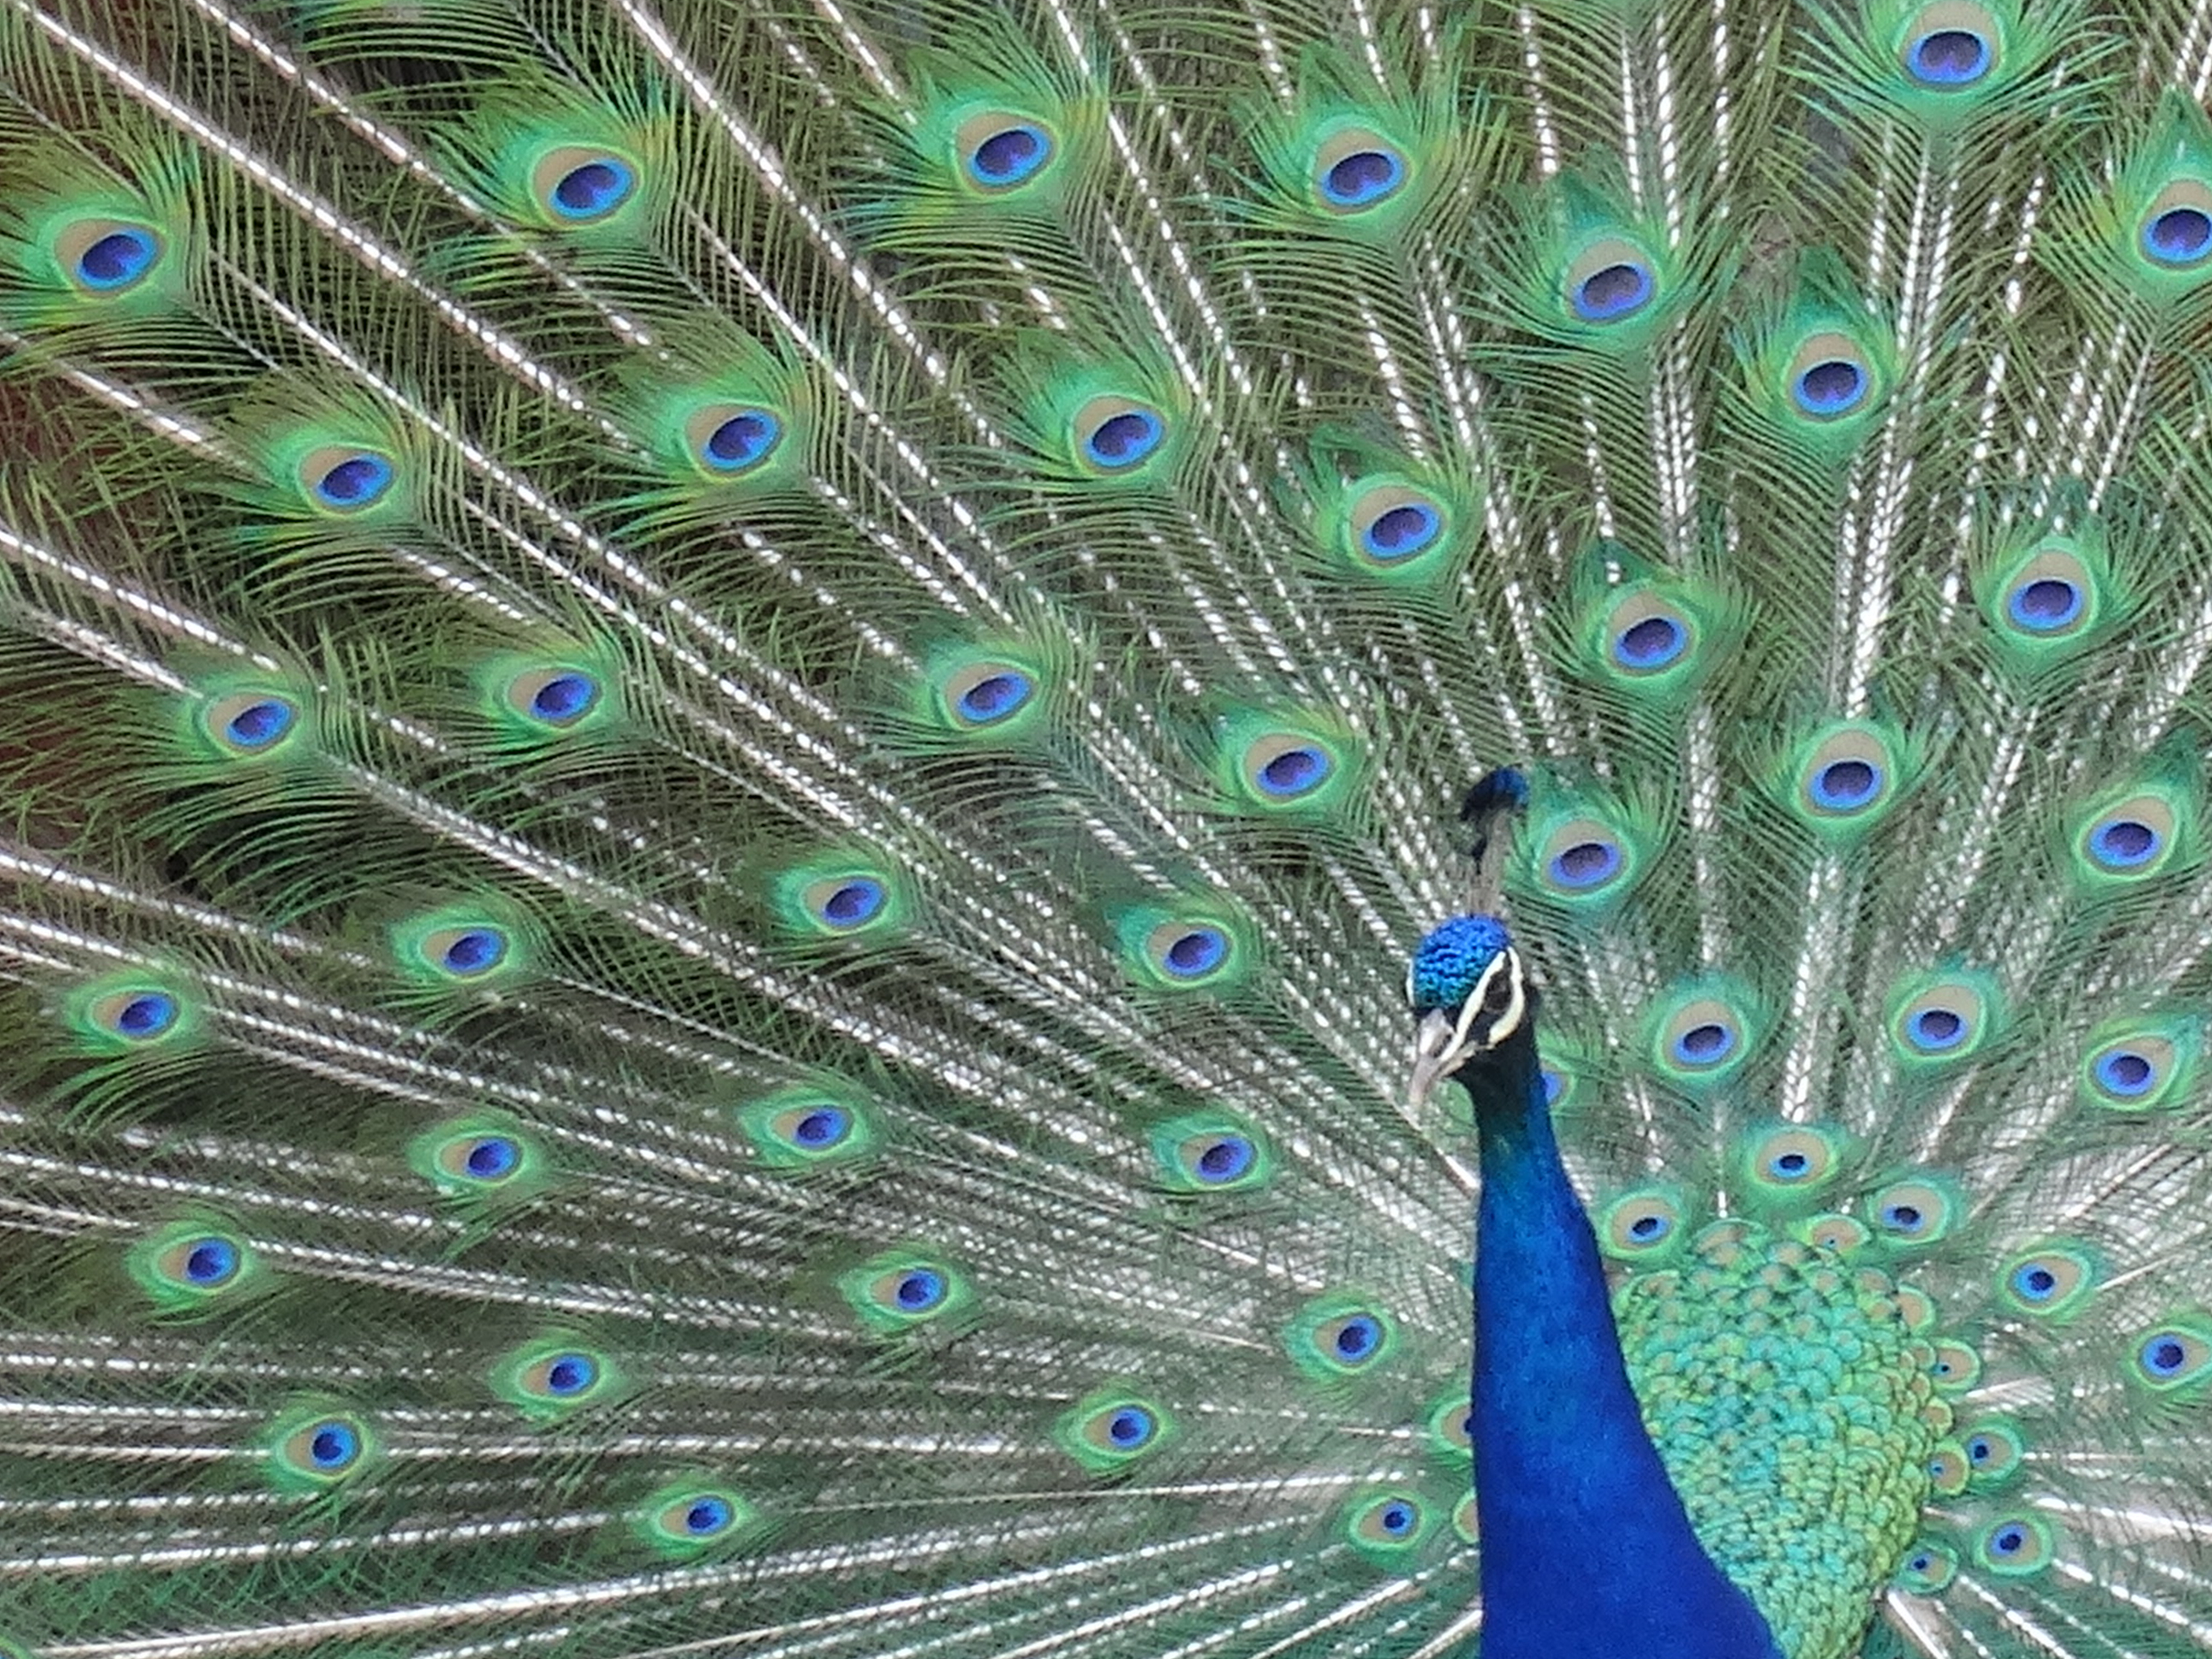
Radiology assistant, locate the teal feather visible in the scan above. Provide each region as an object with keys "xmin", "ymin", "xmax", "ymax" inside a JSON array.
[{"xmin": 3, "ymin": 2, "xmax": 2212, "ymax": 1657}]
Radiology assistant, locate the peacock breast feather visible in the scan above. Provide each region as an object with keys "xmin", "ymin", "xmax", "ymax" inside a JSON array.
[{"xmin": 1614, "ymin": 1220, "xmax": 1948, "ymax": 1659}]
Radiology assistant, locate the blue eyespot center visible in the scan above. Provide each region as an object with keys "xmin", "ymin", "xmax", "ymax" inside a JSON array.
[
  {"xmin": 2145, "ymin": 206, "xmax": 2212, "ymax": 267},
  {"xmin": 1321, "ymin": 147, "xmax": 1406, "ymax": 209},
  {"xmin": 1615, "ymin": 614, "xmax": 1685, "ymax": 669},
  {"xmin": 309, "ymin": 1423, "xmax": 358, "ymax": 1467},
  {"xmin": 2096, "ymin": 1049, "xmax": 2155, "ymax": 1095},
  {"xmin": 1673, "ymin": 1021, "xmax": 1735, "ymax": 1064},
  {"xmin": 1883, "ymin": 1202, "xmax": 1926, "ymax": 1232},
  {"xmin": 1194, "ymin": 1135, "xmax": 1254, "ymax": 1182},
  {"xmin": 685, "ymin": 1497, "xmax": 732, "ymax": 1534},
  {"xmin": 1908, "ymin": 1007, "xmax": 1965, "ymax": 1050},
  {"xmin": 957, "ymin": 671, "xmax": 1032, "ymax": 723},
  {"xmin": 1106, "ymin": 1407, "xmax": 1153, "ymax": 1446},
  {"xmin": 1364, "ymin": 502, "xmax": 1441, "ymax": 559},
  {"xmin": 1549, "ymin": 838, "xmax": 1621, "ymax": 890},
  {"xmin": 225, "ymin": 699, "xmax": 295, "ymax": 749},
  {"xmin": 116, "ymin": 992, "xmax": 178, "ymax": 1039},
  {"xmin": 1812, "ymin": 758, "xmax": 1881, "ymax": 810},
  {"xmin": 552, "ymin": 158, "xmax": 635, "ymax": 219},
  {"xmin": 185, "ymin": 1238, "xmax": 238, "ymax": 1284},
  {"xmin": 465, "ymin": 1137, "xmax": 518, "ymax": 1179},
  {"xmin": 1574, "ymin": 261, "xmax": 1653, "ymax": 322},
  {"xmin": 2144, "ymin": 1335, "xmax": 2190, "ymax": 1375},
  {"xmin": 76, "ymin": 227, "xmax": 160, "ymax": 290},
  {"xmin": 440, "ymin": 928, "xmax": 507, "ymax": 976},
  {"xmin": 792, "ymin": 1107, "xmax": 849, "ymax": 1147},
  {"xmin": 820, "ymin": 879, "xmax": 885, "ymax": 927},
  {"xmin": 1628, "ymin": 1213, "xmax": 1668, "ymax": 1240},
  {"xmin": 1334, "ymin": 1315, "xmax": 1381, "ymax": 1361},
  {"xmin": 1909, "ymin": 28, "xmax": 1991, "ymax": 85},
  {"xmin": 2014, "ymin": 1264, "xmax": 2058, "ymax": 1299},
  {"xmin": 315, "ymin": 453, "xmax": 394, "ymax": 509},
  {"xmin": 1770, "ymin": 1150, "xmax": 1811, "ymax": 1178},
  {"xmin": 2090, "ymin": 818, "xmax": 2160, "ymax": 868},
  {"xmin": 1257, "ymin": 745, "xmax": 1330, "ymax": 796},
  {"xmin": 703, "ymin": 410, "xmax": 781, "ymax": 472},
  {"xmin": 1163, "ymin": 926, "xmax": 1228, "ymax": 978},
  {"xmin": 530, "ymin": 673, "xmax": 599, "ymax": 722},
  {"xmin": 2008, "ymin": 576, "xmax": 2083, "ymax": 631},
  {"xmin": 1991, "ymin": 1525, "xmax": 2026, "ymax": 1555},
  {"xmin": 1379, "ymin": 1501, "xmax": 1415, "ymax": 1535},
  {"xmin": 1540, "ymin": 1069, "xmax": 1565, "ymax": 1106},
  {"xmin": 544, "ymin": 1354, "xmax": 596, "ymax": 1395},
  {"xmin": 1083, "ymin": 408, "xmax": 1165, "ymax": 470},
  {"xmin": 1795, "ymin": 358, "xmax": 1867, "ymax": 416},
  {"xmin": 968, "ymin": 124, "xmax": 1051, "ymax": 188},
  {"xmin": 895, "ymin": 1269, "xmax": 945, "ymax": 1310}
]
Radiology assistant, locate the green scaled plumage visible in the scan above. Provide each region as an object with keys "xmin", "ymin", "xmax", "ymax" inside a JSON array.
[{"xmin": 4, "ymin": 1, "xmax": 2212, "ymax": 1658}]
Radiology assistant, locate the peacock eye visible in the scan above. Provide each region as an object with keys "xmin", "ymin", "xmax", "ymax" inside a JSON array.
[{"xmin": 1483, "ymin": 968, "xmax": 1516, "ymax": 1013}]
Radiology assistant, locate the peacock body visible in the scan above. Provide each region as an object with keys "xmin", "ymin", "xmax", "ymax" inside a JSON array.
[{"xmin": 1, "ymin": 0, "xmax": 2210, "ymax": 1654}]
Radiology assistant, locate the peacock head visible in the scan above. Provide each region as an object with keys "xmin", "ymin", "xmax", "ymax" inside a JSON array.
[{"xmin": 1407, "ymin": 914, "xmax": 1533, "ymax": 1103}]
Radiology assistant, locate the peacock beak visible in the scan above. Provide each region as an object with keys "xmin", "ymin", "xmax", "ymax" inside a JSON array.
[{"xmin": 1409, "ymin": 1007, "xmax": 1470, "ymax": 1109}]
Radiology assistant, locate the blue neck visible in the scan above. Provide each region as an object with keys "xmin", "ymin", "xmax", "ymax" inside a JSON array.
[{"xmin": 1465, "ymin": 1026, "xmax": 1781, "ymax": 1659}]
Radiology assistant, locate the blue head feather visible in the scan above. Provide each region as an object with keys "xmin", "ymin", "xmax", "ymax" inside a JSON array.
[{"xmin": 1409, "ymin": 914, "xmax": 1512, "ymax": 1014}]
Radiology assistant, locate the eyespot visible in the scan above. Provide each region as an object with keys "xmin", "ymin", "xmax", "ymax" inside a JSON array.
[
  {"xmin": 286, "ymin": 1415, "xmax": 364, "ymax": 1477},
  {"xmin": 1866, "ymin": 1178, "xmax": 1959, "ymax": 1246},
  {"xmin": 1789, "ymin": 333, "xmax": 1872, "ymax": 418},
  {"xmin": 1314, "ymin": 128, "xmax": 1408, "ymax": 212},
  {"xmin": 2080, "ymin": 793, "xmax": 2176, "ymax": 876},
  {"xmin": 1240, "ymin": 731, "xmax": 1337, "ymax": 803},
  {"xmin": 1799, "ymin": 727, "xmax": 1896, "ymax": 818},
  {"xmin": 1288, "ymin": 1295, "xmax": 1397, "ymax": 1380},
  {"xmin": 955, "ymin": 112, "xmax": 1057, "ymax": 192},
  {"xmin": 1743, "ymin": 1125, "xmax": 1844, "ymax": 1197},
  {"xmin": 130, "ymin": 1221, "xmax": 259, "ymax": 1312},
  {"xmin": 1657, "ymin": 996, "xmax": 1747, "ymax": 1074},
  {"xmin": 2081, "ymin": 1018, "xmax": 2195, "ymax": 1110},
  {"xmin": 1427, "ymin": 1393, "xmax": 1475, "ymax": 1458},
  {"xmin": 495, "ymin": 1339, "xmax": 617, "ymax": 1416},
  {"xmin": 1537, "ymin": 816, "xmax": 1628, "ymax": 896},
  {"xmin": 203, "ymin": 690, "xmax": 301, "ymax": 756},
  {"xmin": 420, "ymin": 926, "xmax": 509, "ymax": 979},
  {"xmin": 1348, "ymin": 1491, "xmax": 1430, "ymax": 1553},
  {"xmin": 1145, "ymin": 919, "xmax": 1232, "ymax": 984},
  {"xmin": 1894, "ymin": 1539, "xmax": 1957, "ymax": 1593},
  {"xmin": 1889, "ymin": 975, "xmax": 1994, "ymax": 1064},
  {"xmin": 1565, "ymin": 237, "xmax": 1657, "ymax": 324},
  {"xmin": 530, "ymin": 146, "xmax": 639, "ymax": 224},
  {"xmin": 1072, "ymin": 396, "xmax": 1167, "ymax": 474},
  {"xmin": 427, "ymin": 1127, "xmax": 530, "ymax": 1190},
  {"xmin": 1345, "ymin": 481, "xmax": 1449, "ymax": 569},
  {"xmin": 1976, "ymin": 1515, "xmax": 2054, "ymax": 1576},
  {"xmin": 1452, "ymin": 1490, "xmax": 1480, "ymax": 1544},
  {"xmin": 2001, "ymin": 546, "xmax": 2094, "ymax": 637},
  {"xmin": 87, "ymin": 985, "xmax": 183, "ymax": 1045},
  {"xmin": 503, "ymin": 667, "xmax": 602, "ymax": 730},
  {"xmin": 298, "ymin": 445, "xmax": 396, "ymax": 513},
  {"xmin": 1794, "ymin": 1212, "xmax": 1871, "ymax": 1255},
  {"xmin": 681, "ymin": 402, "xmax": 784, "ymax": 476},
  {"xmin": 637, "ymin": 1480, "xmax": 756, "ymax": 1556},
  {"xmin": 840, "ymin": 1248, "xmax": 968, "ymax": 1332},
  {"xmin": 1999, "ymin": 1245, "xmax": 2094, "ymax": 1319},
  {"xmin": 1893, "ymin": 12, "xmax": 2000, "ymax": 88},
  {"xmin": 1927, "ymin": 1441, "xmax": 1970, "ymax": 1496},
  {"xmin": 739, "ymin": 1086, "xmax": 876, "ymax": 1169},
  {"xmin": 174, "ymin": 1234, "xmax": 239, "ymax": 1287},
  {"xmin": 1057, "ymin": 1391, "xmax": 1170, "ymax": 1470},
  {"xmin": 941, "ymin": 660, "xmax": 1037, "ymax": 730},
  {"xmin": 57, "ymin": 218, "xmax": 164, "ymax": 294},
  {"xmin": 1928, "ymin": 1339, "xmax": 1982, "ymax": 1394},
  {"xmin": 2140, "ymin": 181, "xmax": 2212, "ymax": 269},
  {"xmin": 2131, "ymin": 1320, "xmax": 2212, "ymax": 1392},
  {"xmin": 1963, "ymin": 1420, "xmax": 2024, "ymax": 1486},
  {"xmin": 1604, "ymin": 591, "xmax": 1695, "ymax": 675},
  {"xmin": 1599, "ymin": 1187, "xmax": 1685, "ymax": 1260},
  {"xmin": 1153, "ymin": 1111, "xmax": 1269, "ymax": 1193}
]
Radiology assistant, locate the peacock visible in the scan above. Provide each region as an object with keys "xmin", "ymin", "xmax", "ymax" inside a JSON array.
[{"xmin": 6, "ymin": 0, "xmax": 2212, "ymax": 1654}]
